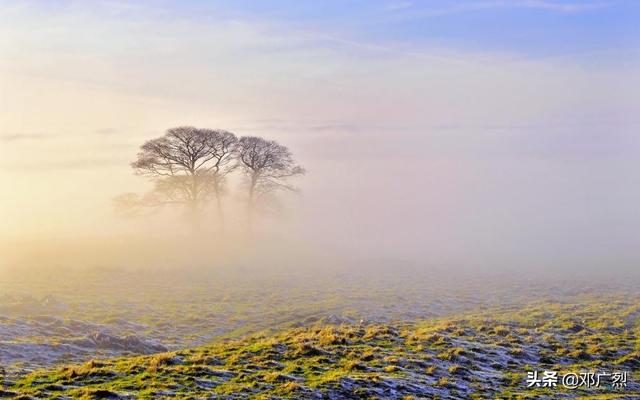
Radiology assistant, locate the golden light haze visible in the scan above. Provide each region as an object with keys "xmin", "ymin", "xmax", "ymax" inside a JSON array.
[{"xmin": 1, "ymin": 2, "xmax": 639, "ymax": 272}]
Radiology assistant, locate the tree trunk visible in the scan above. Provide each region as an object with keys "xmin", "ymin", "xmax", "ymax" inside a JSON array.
[
  {"xmin": 188, "ymin": 200, "xmax": 201, "ymax": 234},
  {"xmin": 215, "ymin": 189, "xmax": 225, "ymax": 233},
  {"xmin": 247, "ymin": 176, "xmax": 257, "ymax": 233},
  {"xmin": 189, "ymin": 174, "xmax": 201, "ymax": 235}
]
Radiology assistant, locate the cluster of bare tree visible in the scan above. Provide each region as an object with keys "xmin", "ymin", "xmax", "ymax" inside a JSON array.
[{"xmin": 115, "ymin": 126, "xmax": 305, "ymax": 231}]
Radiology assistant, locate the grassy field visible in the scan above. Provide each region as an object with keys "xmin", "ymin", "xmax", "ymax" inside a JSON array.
[
  {"xmin": 0, "ymin": 264, "xmax": 580, "ymax": 371},
  {"xmin": 3, "ymin": 297, "xmax": 640, "ymax": 399},
  {"xmin": 1, "ymin": 266, "xmax": 639, "ymax": 398}
]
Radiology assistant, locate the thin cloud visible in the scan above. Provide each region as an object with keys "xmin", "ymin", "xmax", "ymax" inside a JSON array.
[
  {"xmin": 385, "ymin": 0, "xmax": 613, "ymax": 20},
  {"xmin": 520, "ymin": 0, "xmax": 613, "ymax": 12},
  {"xmin": 94, "ymin": 128, "xmax": 119, "ymax": 135},
  {"xmin": 0, "ymin": 133, "xmax": 48, "ymax": 142},
  {"xmin": 0, "ymin": 157, "xmax": 127, "ymax": 172}
]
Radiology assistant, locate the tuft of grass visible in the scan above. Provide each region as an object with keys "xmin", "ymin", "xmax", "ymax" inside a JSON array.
[
  {"xmin": 436, "ymin": 376, "xmax": 452, "ymax": 387},
  {"xmin": 437, "ymin": 347, "xmax": 466, "ymax": 361},
  {"xmin": 492, "ymin": 326, "xmax": 510, "ymax": 337},
  {"xmin": 146, "ymin": 353, "xmax": 176, "ymax": 373}
]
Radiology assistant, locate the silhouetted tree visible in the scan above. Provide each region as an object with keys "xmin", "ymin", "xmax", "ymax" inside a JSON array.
[
  {"xmin": 127, "ymin": 126, "xmax": 237, "ymax": 230},
  {"xmin": 235, "ymin": 136, "xmax": 305, "ymax": 228},
  {"xmin": 198, "ymin": 129, "xmax": 238, "ymax": 228}
]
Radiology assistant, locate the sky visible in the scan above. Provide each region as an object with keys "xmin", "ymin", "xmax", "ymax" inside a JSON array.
[{"xmin": 0, "ymin": 0, "xmax": 639, "ymax": 270}]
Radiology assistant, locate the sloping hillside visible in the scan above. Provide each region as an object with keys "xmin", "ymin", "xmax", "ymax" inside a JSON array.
[{"xmin": 5, "ymin": 298, "xmax": 640, "ymax": 399}]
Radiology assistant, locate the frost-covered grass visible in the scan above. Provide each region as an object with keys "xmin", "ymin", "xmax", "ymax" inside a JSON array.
[
  {"xmin": 5, "ymin": 297, "xmax": 640, "ymax": 399},
  {"xmin": 6, "ymin": 265, "xmax": 631, "ymax": 374}
]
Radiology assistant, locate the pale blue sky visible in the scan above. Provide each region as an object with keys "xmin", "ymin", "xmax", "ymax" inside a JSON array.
[{"xmin": 174, "ymin": 0, "xmax": 640, "ymax": 57}]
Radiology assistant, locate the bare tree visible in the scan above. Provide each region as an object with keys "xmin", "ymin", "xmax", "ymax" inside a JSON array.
[
  {"xmin": 235, "ymin": 136, "xmax": 305, "ymax": 228},
  {"xmin": 127, "ymin": 126, "xmax": 237, "ymax": 230},
  {"xmin": 200, "ymin": 129, "xmax": 237, "ymax": 228}
]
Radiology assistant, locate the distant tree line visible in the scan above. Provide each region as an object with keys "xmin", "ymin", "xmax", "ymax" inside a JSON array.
[{"xmin": 115, "ymin": 126, "xmax": 305, "ymax": 231}]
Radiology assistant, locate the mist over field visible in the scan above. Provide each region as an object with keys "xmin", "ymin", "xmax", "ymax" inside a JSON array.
[
  {"xmin": 1, "ymin": 1, "xmax": 639, "ymax": 398},
  {"xmin": 1, "ymin": 1, "xmax": 639, "ymax": 276}
]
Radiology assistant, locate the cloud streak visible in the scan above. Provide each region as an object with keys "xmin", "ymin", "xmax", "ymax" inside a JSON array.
[
  {"xmin": 0, "ymin": 133, "xmax": 48, "ymax": 142},
  {"xmin": 519, "ymin": 0, "xmax": 613, "ymax": 13},
  {"xmin": 379, "ymin": 0, "xmax": 614, "ymax": 23}
]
